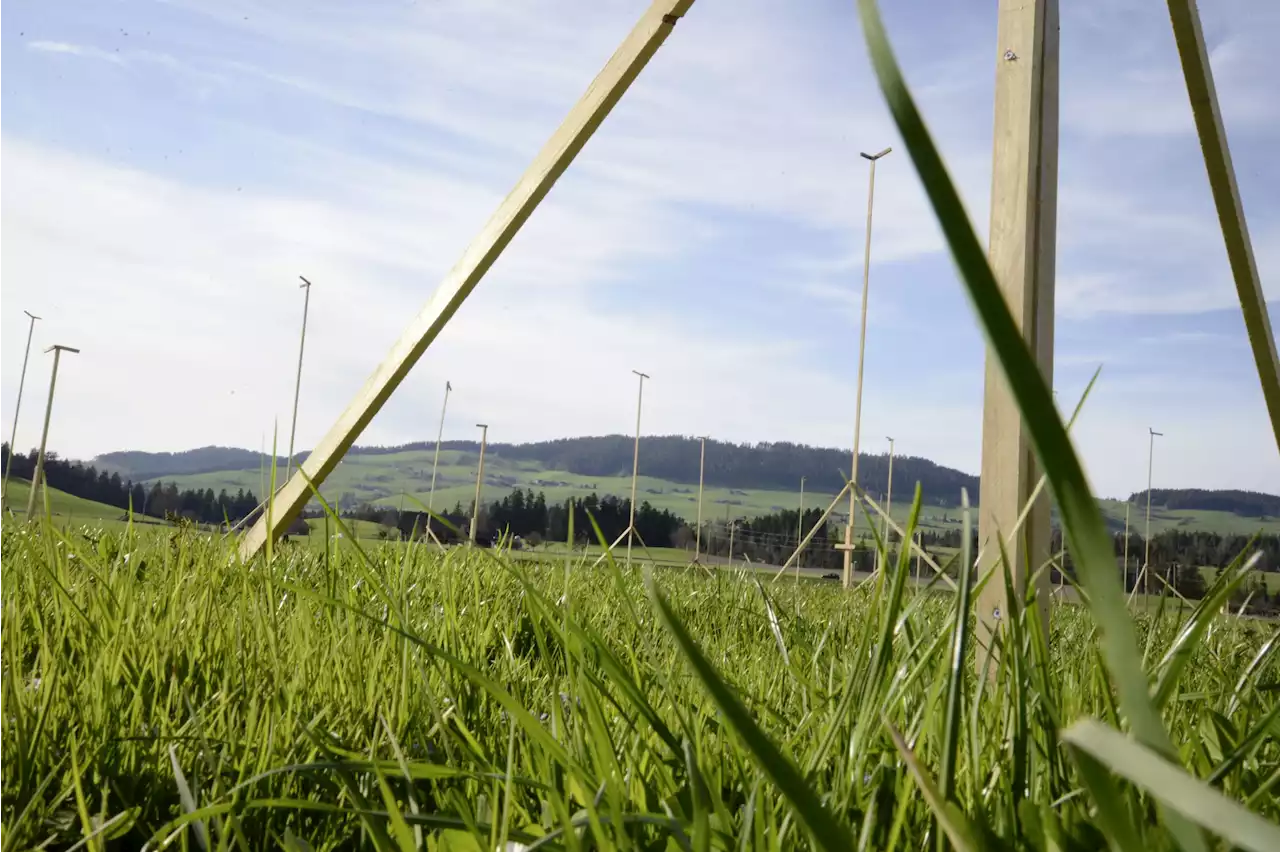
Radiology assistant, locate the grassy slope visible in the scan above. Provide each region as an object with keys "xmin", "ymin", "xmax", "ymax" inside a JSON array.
[
  {"xmin": 5, "ymin": 479, "xmax": 138, "ymax": 528},
  {"xmin": 149, "ymin": 448, "xmax": 1280, "ymax": 536}
]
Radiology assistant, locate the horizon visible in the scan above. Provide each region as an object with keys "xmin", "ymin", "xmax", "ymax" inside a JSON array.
[
  {"xmin": 44, "ymin": 433, "xmax": 1277, "ymax": 504},
  {"xmin": 3, "ymin": 0, "xmax": 1278, "ymax": 499}
]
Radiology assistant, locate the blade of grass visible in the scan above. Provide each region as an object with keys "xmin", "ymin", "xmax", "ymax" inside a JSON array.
[
  {"xmin": 645, "ymin": 571, "xmax": 857, "ymax": 852},
  {"xmin": 853, "ymin": 4, "xmax": 1205, "ymax": 849},
  {"xmin": 1064, "ymin": 719, "xmax": 1280, "ymax": 852}
]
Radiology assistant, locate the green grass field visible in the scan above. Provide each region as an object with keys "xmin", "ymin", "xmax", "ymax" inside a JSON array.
[
  {"xmin": 4, "ymin": 479, "xmax": 170, "ymax": 533},
  {"xmin": 3, "ymin": 520, "xmax": 1276, "ymax": 849}
]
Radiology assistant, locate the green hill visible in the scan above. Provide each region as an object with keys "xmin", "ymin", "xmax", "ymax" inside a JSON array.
[
  {"xmin": 2, "ymin": 478, "xmax": 142, "ymax": 524},
  {"xmin": 93, "ymin": 441, "xmax": 1280, "ymax": 538}
]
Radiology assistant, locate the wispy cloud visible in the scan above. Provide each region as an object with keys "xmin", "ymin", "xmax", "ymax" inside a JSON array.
[
  {"xmin": 2, "ymin": 0, "xmax": 1277, "ymax": 498},
  {"xmin": 28, "ymin": 40, "xmax": 125, "ymax": 64}
]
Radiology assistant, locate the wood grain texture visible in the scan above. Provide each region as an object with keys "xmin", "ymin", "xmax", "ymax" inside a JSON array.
[
  {"xmin": 238, "ymin": 0, "xmax": 696, "ymax": 561},
  {"xmin": 976, "ymin": 0, "xmax": 1059, "ymax": 654},
  {"xmin": 1166, "ymin": 0, "xmax": 1280, "ymax": 454}
]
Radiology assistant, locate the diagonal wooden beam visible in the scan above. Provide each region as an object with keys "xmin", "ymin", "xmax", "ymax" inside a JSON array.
[
  {"xmin": 239, "ymin": 0, "xmax": 697, "ymax": 560},
  {"xmin": 1166, "ymin": 0, "xmax": 1280, "ymax": 455}
]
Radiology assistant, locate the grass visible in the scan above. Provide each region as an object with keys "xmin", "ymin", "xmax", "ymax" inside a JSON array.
[
  {"xmin": 6, "ymin": 479, "xmax": 130, "ymax": 521},
  {"xmin": 2, "ymin": 518, "xmax": 1277, "ymax": 850}
]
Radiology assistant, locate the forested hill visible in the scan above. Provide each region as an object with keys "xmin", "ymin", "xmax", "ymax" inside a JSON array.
[
  {"xmin": 95, "ymin": 446, "xmax": 277, "ymax": 480},
  {"xmin": 1127, "ymin": 489, "xmax": 1280, "ymax": 518},
  {"xmin": 96, "ymin": 435, "xmax": 977, "ymax": 506}
]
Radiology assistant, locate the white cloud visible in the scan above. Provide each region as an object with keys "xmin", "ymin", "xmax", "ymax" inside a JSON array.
[
  {"xmin": 3, "ymin": 0, "xmax": 1279, "ymax": 502},
  {"xmin": 28, "ymin": 40, "xmax": 125, "ymax": 64}
]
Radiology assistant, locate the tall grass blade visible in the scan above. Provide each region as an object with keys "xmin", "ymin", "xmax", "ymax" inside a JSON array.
[
  {"xmin": 1064, "ymin": 719, "xmax": 1280, "ymax": 852},
  {"xmin": 645, "ymin": 571, "xmax": 857, "ymax": 852}
]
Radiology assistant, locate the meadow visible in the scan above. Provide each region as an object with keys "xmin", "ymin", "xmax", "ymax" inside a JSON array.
[{"xmin": 2, "ymin": 510, "xmax": 1277, "ymax": 851}]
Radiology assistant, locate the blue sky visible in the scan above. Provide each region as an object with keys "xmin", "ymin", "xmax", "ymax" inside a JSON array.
[{"xmin": 2, "ymin": 0, "xmax": 1277, "ymax": 498}]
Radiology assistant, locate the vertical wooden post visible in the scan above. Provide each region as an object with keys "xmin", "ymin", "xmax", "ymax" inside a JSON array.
[{"xmin": 976, "ymin": 0, "xmax": 1059, "ymax": 657}]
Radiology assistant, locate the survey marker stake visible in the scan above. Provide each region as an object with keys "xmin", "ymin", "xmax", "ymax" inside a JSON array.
[{"xmin": 238, "ymin": 0, "xmax": 696, "ymax": 560}]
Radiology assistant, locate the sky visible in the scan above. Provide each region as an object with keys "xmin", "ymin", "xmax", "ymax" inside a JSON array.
[{"xmin": 2, "ymin": 0, "xmax": 1278, "ymax": 500}]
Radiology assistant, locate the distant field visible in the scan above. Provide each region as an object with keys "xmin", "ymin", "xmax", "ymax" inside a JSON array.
[
  {"xmin": 3, "ymin": 479, "xmax": 174, "ymax": 533},
  {"xmin": 146, "ymin": 448, "xmax": 1280, "ymax": 537}
]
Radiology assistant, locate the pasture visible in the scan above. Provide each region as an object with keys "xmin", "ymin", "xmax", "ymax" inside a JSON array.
[{"xmin": 3, "ymin": 517, "xmax": 1277, "ymax": 849}]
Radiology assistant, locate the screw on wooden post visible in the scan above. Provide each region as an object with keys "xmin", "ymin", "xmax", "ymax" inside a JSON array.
[
  {"xmin": 236, "ymin": 0, "xmax": 696, "ymax": 561},
  {"xmin": 976, "ymin": 0, "xmax": 1059, "ymax": 669}
]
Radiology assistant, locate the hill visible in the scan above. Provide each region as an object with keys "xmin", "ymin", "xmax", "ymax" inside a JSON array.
[
  {"xmin": 1126, "ymin": 489, "xmax": 1280, "ymax": 519},
  {"xmin": 3, "ymin": 479, "xmax": 165, "ymax": 530},
  {"xmin": 97, "ymin": 435, "xmax": 976, "ymax": 506},
  {"xmin": 94, "ymin": 446, "xmax": 281, "ymax": 481},
  {"xmin": 88, "ymin": 437, "xmax": 1280, "ymax": 538}
]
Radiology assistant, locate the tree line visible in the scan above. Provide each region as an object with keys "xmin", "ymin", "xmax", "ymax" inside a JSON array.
[
  {"xmin": 3, "ymin": 444, "xmax": 262, "ymax": 525},
  {"xmin": 341, "ymin": 487, "xmax": 686, "ymax": 549},
  {"xmin": 1127, "ymin": 489, "xmax": 1280, "ymax": 518}
]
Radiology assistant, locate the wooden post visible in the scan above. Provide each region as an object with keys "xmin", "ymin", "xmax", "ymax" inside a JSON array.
[
  {"xmin": 694, "ymin": 436, "xmax": 706, "ymax": 563},
  {"xmin": 976, "ymin": 0, "xmax": 1059, "ymax": 657},
  {"xmin": 237, "ymin": 0, "xmax": 695, "ymax": 561},
  {"xmin": 1166, "ymin": 0, "xmax": 1280, "ymax": 455},
  {"xmin": 469, "ymin": 424, "xmax": 488, "ymax": 543},
  {"xmin": 25, "ymin": 345, "xmax": 80, "ymax": 519},
  {"xmin": 841, "ymin": 147, "xmax": 892, "ymax": 588},
  {"xmin": 795, "ymin": 475, "xmax": 805, "ymax": 582}
]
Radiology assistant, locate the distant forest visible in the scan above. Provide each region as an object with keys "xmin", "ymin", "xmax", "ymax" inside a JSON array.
[
  {"xmin": 3, "ymin": 444, "xmax": 262, "ymax": 526},
  {"xmin": 1127, "ymin": 489, "xmax": 1279, "ymax": 518}
]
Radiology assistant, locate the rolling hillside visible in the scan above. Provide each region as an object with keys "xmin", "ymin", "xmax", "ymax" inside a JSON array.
[
  {"xmin": 4, "ymin": 479, "xmax": 166, "ymax": 530},
  {"xmin": 90, "ymin": 438, "xmax": 1280, "ymax": 537}
]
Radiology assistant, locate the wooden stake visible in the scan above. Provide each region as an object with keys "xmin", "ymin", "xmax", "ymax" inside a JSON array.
[
  {"xmin": 469, "ymin": 424, "xmax": 488, "ymax": 543},
  {"xmin": 238, "ymin": 0, "xmax": 696, "ymax": 561},
  {"xmin": 976, "ymin": 0, "xmax": 1059, "ymax": 658},
  {"xmin": 1166, "ymin": 0, "xmax": 1280, "ymax": 454}
]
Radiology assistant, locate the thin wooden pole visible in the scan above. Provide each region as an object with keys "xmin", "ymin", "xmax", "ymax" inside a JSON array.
[
  {"xmin": 841, "ymin": 147, "xmax": 892, "ymax": 589},
  {"xmin": 238, "ymin": 0, "xmax": 696, "ymax": 561},
  {"xmin": 286, "ymin": 277, "xmax": 312, "ymax": 482},
  {"xmin": 773, "ymin": 481, "xmax": 852, "ymax": 580},
  {"xmin": 25, "ymin": 345, "xmax": 80, "ymax": 519},
  {"xmin": 795, "ymin": 475, "xmax": 805, "ymax": 582},
  {"xmin": 694, "ymin": 435, "xmax": 706, "ymax": 562},
  {"xmin": 1141, "ymin": 428, "xmax": 1162, "ymax": 598},
  {"xmin": 883, "ymin": 436, "xmax": 895, "ymax": 568},
  {"xmin": 976, "ymin": 0, "xmax": 1059, "ymax": 661},
  {"xmin": 427, "ymin": 381, "xmax": 452, "ymax": 524},
  {"xmin": 469, "ymin": 424, "xmax": 488, "ymax": 543},
  {"xmin": 626, "ymin": 370, "xmax": 648, "ymax": 570},
  {"xmin": 2, "ymin": 311, "xmax": 40, "ymax": 511},
  {"xmin": 1123, "ymin": 502, "xmax": 1131, "ymax": 592}
]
